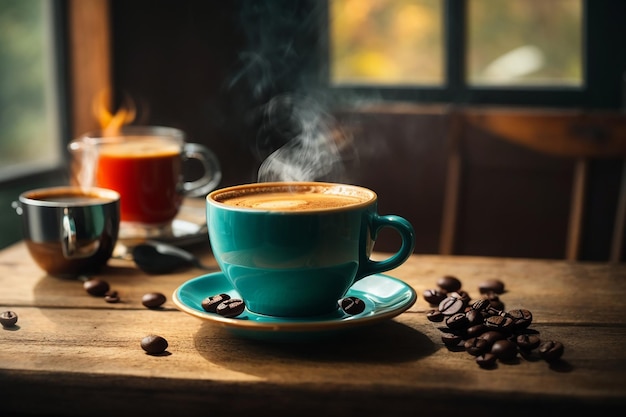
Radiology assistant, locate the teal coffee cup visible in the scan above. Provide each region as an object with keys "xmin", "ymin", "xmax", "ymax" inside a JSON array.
[{"xmin": 207, "ymin": 182, "xmax": 415, "ymax": 317}]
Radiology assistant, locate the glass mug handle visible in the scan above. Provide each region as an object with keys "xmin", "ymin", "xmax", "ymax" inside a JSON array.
[
  {"xmin": 181, "ymin": 143, "xmax": 223, "ymax": 197},
  {"xmin": 356, "ymin": 214, "xmax": 416, "ymax": 279}
]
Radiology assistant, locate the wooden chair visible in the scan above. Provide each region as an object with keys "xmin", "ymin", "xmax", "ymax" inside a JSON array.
[{"xmin": 440, "ymin": 107, "xmax": 626, "ymax": 262}]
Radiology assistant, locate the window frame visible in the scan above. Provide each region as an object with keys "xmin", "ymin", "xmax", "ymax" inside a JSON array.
[
  {"xmin": 320, "ymin": 0, "xmax": 626, "ymax": 110},
  {"xmin": 0, "ymin": 0, "xmax": 111, "ymax": 186},
  {"xmin": 0, "ymin": 0, "xmax": 110, "ymax": 249},
  {"xmin": 0, "ymin": 0, "xmax": 70, "ymax": 184}
]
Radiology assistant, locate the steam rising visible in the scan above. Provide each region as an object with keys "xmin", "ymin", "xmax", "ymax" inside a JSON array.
[
  {"xmin": 256, "ymin": 95, "xmax": 357, "ymax": 183},
  {"xmin": 224, "ymin": 2, "xmax": 360, "ymax": 183},
  {"xmin": 69, "ymin": 138, "xmax": 98, "ymax": 190}
]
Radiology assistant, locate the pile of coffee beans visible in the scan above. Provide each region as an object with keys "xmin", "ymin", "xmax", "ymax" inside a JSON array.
[{"xmin": 424, "ymin": 275, "xmax": 565, "ymax": 368}]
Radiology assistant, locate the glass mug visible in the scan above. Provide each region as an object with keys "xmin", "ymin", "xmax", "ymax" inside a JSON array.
[{"xmin": 69, "ymin": 126, "xmax": 222, "ymax": 237}]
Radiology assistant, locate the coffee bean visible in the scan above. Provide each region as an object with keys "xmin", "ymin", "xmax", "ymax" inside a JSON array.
[
  {"xmin": 505, "ymin": 309, "xmax": 533, "ymax": 330},
  {"xmin": 438, "ymin": 294, "xmax": 466, "ymax": 316},
  {"xmin": 484, "ymin": 315, "xmax": 514, "ymax": 332},
  {"xmin": 491, "ymin": 339, "xmax": 518, "ymax": 360},
  {"xmin": 426, "ymin": 309, "xmax": 444, "ymax": 322},
  {"xmin": 465, "ymin": 309, "xmax": 483, "ymax": 326},
  {"xmin": 446, "ymin": 312, "xmax": 470, "ymax": 330},
  {"xmin": 436, "ymin": 275, "xmax": 462, "ymax": 292},
  {"xmin": 478, "ymin": 330, "xmax": 508, "ymax": 345},
  {"xmin": 476, "ymin": 352, "xmax": 497, "ymax": 368},
  {"xmin": 465, "ymin": 337, "xmax": 490, "ymax": 356},
  {"xmin": 201, "ymin": 293, "xmax": 231, "ymax": 313},
  {"xmin": 451, "ymin": 291, "xmax": 471, "ymax": 305},
  {"xmin": 83, "ymin": 279, "xmax": 110, "ymax": 296},
  {"xmin": 465, "ymin": 324, "xmax": 487, "ymax": 339},
  {"xmin": 0, "ymin": 310, "xmax": 18, "ymax": 327},
  {"xmin": 538, "ymin": 340, "xmax": 564, "ymax": 362},
  {"xmin": 483, "ymin": 291, "xmax": 500, "ymax": 302},
  {"xmin": 339, "ymin": 296, "xmax": 366, "ymax": 315},
  {"xmin": 423, "ymin": 289, "xmax": 447, "ymax": 305},
  {"xmin": 484, "ymin": 305, "xmax": 504, "ymax": 317},
  {"xmin": 142, "ymin": 292, "xmax": 166, "ymax": 309},
  {"xmin": 488, "ymin": 299, "xmax": 505, "ymax": 311},
  {"xmin": 216, "ymin": 298, "xmax": 245, "ymax": 318},
  {"xmin": 479, "ymin": 279, "xmax": 505, "ymax": 294},
  {"xmin": 104, "ymin": 290, "xmax": 120, "ymax": 303},
  {"xmin": 140, "ymin": 335, "xmax": 168, "ymax": 354},
  {"xmin": 471, "ymin": 299, "xmax": 490, "ymax": 312},
  {"xmin": 442, "ymin": 333, "xmax": 463, "ymax": 347},
  {"xmin": 516, "ymin": 334, "xmax": 541, "ymax": 350}
]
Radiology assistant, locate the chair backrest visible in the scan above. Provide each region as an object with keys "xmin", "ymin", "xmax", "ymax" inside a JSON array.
[{"xmin": 440, "ymin": 107, "xmax": 626, "ymax": 262}]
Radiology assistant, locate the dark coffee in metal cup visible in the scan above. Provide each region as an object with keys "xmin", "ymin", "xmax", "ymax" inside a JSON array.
[{"xmin": 14, "ymin": 186, "xmax": 120, "ymax": 277}]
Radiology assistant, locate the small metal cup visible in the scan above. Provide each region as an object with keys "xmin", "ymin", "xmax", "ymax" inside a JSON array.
[{"xmin": 13, "ymin": 186, "xmax": 120, "ymax": 277}]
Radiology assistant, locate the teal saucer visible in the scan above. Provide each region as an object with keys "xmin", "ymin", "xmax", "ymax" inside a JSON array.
[{"xmin": 172, "ymin": 272, "xmax": 417, "ymax": 341}]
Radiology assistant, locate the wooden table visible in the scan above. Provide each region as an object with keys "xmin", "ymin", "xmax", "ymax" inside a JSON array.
[{"xmin": 1, "ymin": 241, "xmax": 625, "ymax": 416}]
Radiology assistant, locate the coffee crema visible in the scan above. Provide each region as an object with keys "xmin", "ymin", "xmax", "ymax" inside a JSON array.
[
  {"xmin": 34, "ymin": 194, "xmax": 113, "ymax": 205},
  {"xmin": 98, "ymin": 137, "xmax": 180, "ymax": 158},
  {"xmin": 25, "ymin": 190, "xmax": 118, "ymax": 206},
  {"xmin": 215, "ymin": 185, "xmax": 373, "ymax": 211}
]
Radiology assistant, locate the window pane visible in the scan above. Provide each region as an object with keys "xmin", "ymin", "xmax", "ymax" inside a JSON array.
[
  {"xmin": 330, "ymin": 0, "xmax": 443, "ymax": 86},
  {"xmin": 0, "ymin": 0, "xmax": 62, "ymax": 180},
  {"xmin": 467, "ymin": 0, "xmax": 582, "ymax": 86}
]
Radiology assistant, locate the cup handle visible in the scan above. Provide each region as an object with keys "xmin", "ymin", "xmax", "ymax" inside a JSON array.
[
  {"xmin": 61, "ymin": 208, "xmax": 100, "ymax": 259},
  {"xmin": 181, "ymin": 143, "xmax": 223, "ymax": 197},
  {"xmin": 356, "ymin": 214, "xmax": 415, "ymax": 280},
  {"xmin": 61, "ymin": 208, "xmax": 78, "ymax": 258}
]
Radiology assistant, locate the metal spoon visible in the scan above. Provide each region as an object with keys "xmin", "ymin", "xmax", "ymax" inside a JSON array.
[{"xmin": 131, "ymin": 240, "xmax": 216, "ymax": 274}]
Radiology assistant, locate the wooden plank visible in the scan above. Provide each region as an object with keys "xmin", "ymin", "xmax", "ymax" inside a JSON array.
[
  {"xmin": 463, "ymin": 108, "xmax": 626, "ymax": 158},
  {"xmin": 2, "ymin": 241, "xmax": 626, "ymax": 415},
  {"xmin": 611, "ymin": 160, "xmax": 626, "ymax": 263},
  {"xmin": 0, "ymin": 242, "xmax": 216, "ymax": 308},
  {"xmin": 0, "ymin": 303, "xmax": 624, "ymax": 390},
  {"xmin": 566, "ymin": 158, "xmax": 587, "ymax": 260},
  {"xmin": 1, "ymin": 306, "xmax": 625, "ymax": 416},
  {"xmin": 68, "ymin": 0, "xmax": 111, "ymax": 137},
  {"xmin": 3, "ymin": 242, "xmax": 626, "ymax": 319},
  {"xmin": 439, "ymin": 110, "xmax": 463, "ymax": 255}
]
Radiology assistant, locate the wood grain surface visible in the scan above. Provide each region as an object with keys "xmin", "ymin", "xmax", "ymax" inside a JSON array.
[{"xmin": 1, "ymin": 242, "xmax": 625, "ymax": 416}]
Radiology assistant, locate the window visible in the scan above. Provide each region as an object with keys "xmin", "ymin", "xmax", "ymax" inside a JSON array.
[
  {"xmin": 0, "ymin": 0, "xmax": 67, "ymax": 249},
  {"xmin": 466, "ymin": 0, "xmax": 582, "ymax": 87},
  {"xmin": 330, "ymin": 0, "xmax": 444, "ymax": 86},
  {"xmin": 327, "ymin": 0, "xmax": 623, "ymax": 109},
  {"xmin": 0, "ymin": 0, "xmax": 65, "ymax": 181},
  {"xmin": 331, "ymin": 0, "xmax": 581, "ymax": 87}
]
